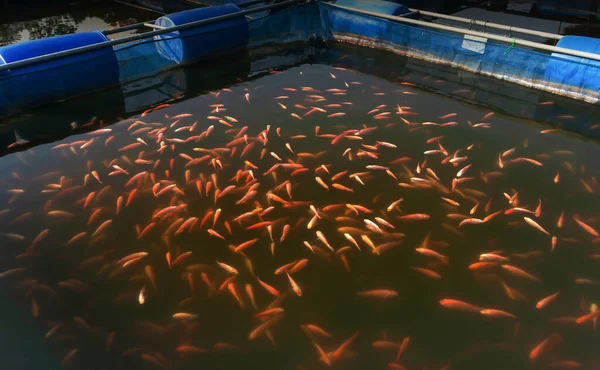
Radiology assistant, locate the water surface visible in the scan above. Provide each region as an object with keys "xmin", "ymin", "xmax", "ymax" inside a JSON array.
[{"xmin": 1, "ymin": 43, "xmax": 600, "ymax": 370}]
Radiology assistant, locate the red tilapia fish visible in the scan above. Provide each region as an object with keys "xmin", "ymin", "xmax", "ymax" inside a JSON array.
[{"xmin": 0, "ymin": 62, "xmax": 597, "ymax": 370}]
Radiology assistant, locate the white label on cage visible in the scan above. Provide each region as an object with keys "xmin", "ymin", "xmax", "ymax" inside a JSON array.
[{"xmin": 462, "ymin": 35, "xmax": 487, "ymax": 54}]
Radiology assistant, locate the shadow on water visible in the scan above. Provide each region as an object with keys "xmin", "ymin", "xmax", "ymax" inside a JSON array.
[
  {"xmin": 2, "ymin": 41, "xmax": 599, "ymax": 159},
  {"xmin": 0, "ymin": 43, "xmax": 319, "ymax": 157},
  {"xmin": 0, "ymin": 51, "xmax": 251, "ymax": 154},
  {"xmin": 0, "ymin": 297, "xmax": 62, "ymax": 370}
]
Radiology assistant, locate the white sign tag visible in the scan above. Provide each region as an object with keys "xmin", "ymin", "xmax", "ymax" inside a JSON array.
[{"xmin": 462, "ymin": 34, "xmax": 487, "ymax": 54}]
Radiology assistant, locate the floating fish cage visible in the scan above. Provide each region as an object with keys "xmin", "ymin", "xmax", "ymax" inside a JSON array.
[{"xmin": 4, "ymin": 2, "xmax": 600, "ymax": 369}]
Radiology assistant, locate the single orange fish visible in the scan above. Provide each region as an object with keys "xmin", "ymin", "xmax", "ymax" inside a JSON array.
[
  {"xmin": 217, "ymin": 261, "xmax": 238, "ymax": 275},
  {"xmin": 286, "ymin": 273, "xmax": 302, "ymax": 296},
  {"xmin": 502, "ymin": 264, "xmax": 541, "ymax": 282},
  {"xmin": 207, "ymin": 229, "xmax": 225, "ymax": 240},
  {"xmin": 536, "ymin": 292, "xmax": 559, "ymax": 309},
  {"xmin": 439, "ymin": 299, "xmax": 480, "ymax": 312},
  {"xmin": 248, "ymin": 316, "xmax": 282, "ymax": 340},
  {"xmin": 312, "ymin": 341, "xmax": 331, "ymax": 366},
  {"xmin": 397, "ymin": 214, "xmax": 430, "ymax": 221},
  {"xmin": 394, "ymin": 336, "xmax": 410, "ymax": 362},
  {"xmin": 357, "ymin": 289, "xmax": 398, "ymax": 299},
  {"xmin": 234, "ymin": 238, "xmax": 259, "ymax": 253},
  {"xmin": 480, "ymin": 308, "xmax": 517, "ymax": 319},
  {"xmin": 304, "ymin": 324, "xmax": 333, "ymax": 338},
  {"xmin": 257, "ymin": 277, "xmax": 280, "ymax": 296},
  {"xmin": 523, "ymin": 217, "xmax": 550, "ymax": 236},
  {"xmin": 572, "ymin": 217, "xmax": 599, "ymax": 237},
  {"xmin": 530, "ymin": 333, "xmax": 562, "ymax": 361},
  {"xmin": 246, "ymin": 221, "xmax": 273, "ymax": 231},
  {"xmin": 575, "ymin": 308, "xmax": 600, "ymax": 324},
  {"xmin": 29, "ymin": 228, "xmax": 49, "ymax": 250},
  {"xmin": 331, "ymin": 331, "xmax": 359, "ymax": 362},
  {"xmin": 254, "ymin": 308, "xmax": 284, "ymax": 318},
  {"xmin": 410, "ymin": 266, "xmax": 441, "ymax": 279},
  {"xmin": 557, "ymin": 211, "xmax": 564, "ymax": 228}
]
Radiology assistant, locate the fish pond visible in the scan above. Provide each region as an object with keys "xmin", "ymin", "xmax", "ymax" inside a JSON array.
[{"xmin": 1, "ymin": 43, "xmax": 600, "ymax": 370}]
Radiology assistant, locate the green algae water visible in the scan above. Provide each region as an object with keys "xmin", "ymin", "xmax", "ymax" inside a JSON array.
[{"xmin": 1, "ymin": 43, "xmax": 600, "ymax": 370}]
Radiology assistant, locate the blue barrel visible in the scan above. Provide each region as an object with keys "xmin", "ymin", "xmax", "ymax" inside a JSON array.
[
  {"xmin": 544, "ymin": 36, "xmax": 600, "ymax": 99},
  {"xmin": 0, "ymin": 31, "xmax": 119, "ymax": 117},
  {"xmin": 154, "ymin": 4, "xmax": 249, "ymax": 64},
  {"xmin": 334, "ymin": 0, "xmax": 412, "ymax": 16}
]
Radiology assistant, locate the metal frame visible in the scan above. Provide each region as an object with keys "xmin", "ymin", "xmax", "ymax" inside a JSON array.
[
  {"xmin": 410, "ymin": 8, "xmax": 563, "ymax": 41},
  {"xmin": 328, "ymin": 2, "xmax": 600, "ymax": 62},
  {"xmin": 0, "ymin": 0, "xmax": 305, "ymax": 72},
  {"xmin": 103, "ymin": 0, "xmax": 274, "ymax": 36},
  {"xmin": 2, "ymin": 0, "xmax": 599, "ymax": 74}
]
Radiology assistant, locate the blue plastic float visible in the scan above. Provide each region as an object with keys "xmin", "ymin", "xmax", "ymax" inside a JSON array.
[
  {"xmin": 0, "ymin": 31, "xmax": 118, "ymax": 116},
  {"xmin": 545, "ymin": 36, "xmax": 600, "ymax": 96},
  {"xmin": 154, "ymin": 4, "xmax": 249, "ymax": 63}
]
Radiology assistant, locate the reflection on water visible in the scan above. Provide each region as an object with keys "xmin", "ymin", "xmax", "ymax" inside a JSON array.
[
  {"xmin": 0, "ymin": 2, "xmax": 158, "ymax": 46},
  {"xmin": 1, "ymin": 43, "xmax": 600, "ymax": 370}
]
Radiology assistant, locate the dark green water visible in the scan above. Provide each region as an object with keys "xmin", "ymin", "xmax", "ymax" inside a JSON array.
[{"xmin": 1, "ymin": 43, "xmax": 600, "ymax": 370}]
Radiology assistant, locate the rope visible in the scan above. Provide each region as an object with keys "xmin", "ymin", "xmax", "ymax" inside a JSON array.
[{"xmin": 504, "ymin": 39, "xmax": 516, "ymax": 55}]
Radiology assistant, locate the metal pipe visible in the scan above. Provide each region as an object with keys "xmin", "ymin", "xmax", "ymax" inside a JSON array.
[
  {"xmin": 187, "ymin": 0, "xmax": 277, "ymax": 7},
  {"xmin": 328, "ymin": 3, "xmax": 600, "ymax": 62},
  {"xmin": 143, "ymin": 22, "xmax": 167, "ymax": 30},
  {"xmin": 0, "ymin": 0, "xmax": 305, "ymax": 73},
  {"xmin": 410, "ymin": 8, "xmax": 563, "ymax": 40},
  {"xmin": 102, "ymin": 22, "xmax": 148, "ymax": 35},
  {"xmin": 237, "ymin": 0, "xmax": 277, "ymax": 7},
  {"xmin": 104, "ymin": 0, "xmax": 279, "ymax": 36}
]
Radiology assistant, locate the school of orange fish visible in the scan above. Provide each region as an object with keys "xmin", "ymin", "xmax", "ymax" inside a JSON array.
[{"xmin": 1, "ymin": 65, "xmax": 600, "ymax": 370}]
